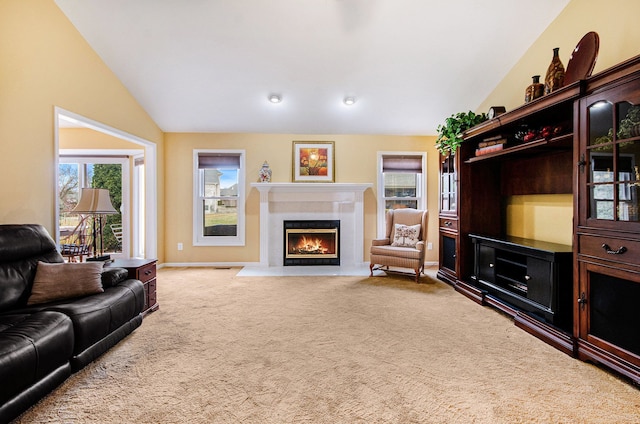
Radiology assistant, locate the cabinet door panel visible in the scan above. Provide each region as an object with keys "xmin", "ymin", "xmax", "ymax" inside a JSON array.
[
  {"xmin": 477, "ymin": 245, "xmax": 495, "ymax": 283},
  {"xmin": 580, "ymin": 78, "xmax": 640, "ymax": 230},
  {"xmin": 441, "ymin": 234, "xmax": 456, "ymax": 272},
  {"xmin": 526, "ymin": 257, "xmax": 552, "ymax": 308},
  {"xmin": 578, "ymin": 262, "xmax": 640, "ymax": 363}
]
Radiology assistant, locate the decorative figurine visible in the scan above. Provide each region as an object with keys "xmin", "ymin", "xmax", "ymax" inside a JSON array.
[{"xmin": 258, "ymin": 161, "xmax": 272, "ymax": 182}]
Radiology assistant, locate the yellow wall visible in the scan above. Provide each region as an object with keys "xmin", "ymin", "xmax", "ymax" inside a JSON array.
[
  {"xmin": 59, "ymin": 128, "xmax": 145, "ymax": 151},
  {"xmin": 478, "ymin": 0, "xmax": 640, "ymax": 245},
  {"xmin": 164, "ymin": 133, "xmax": 440, "ymax": 264},
  {"xmin": 478, "ymin": 0, "xmax": 640, "ymax": 114},
  {"xmin": 0, "ymin": 1, "xmax": 165, "ymax": 261},
  {"xmin": 505, "ymin": 195, "xmax": 574, "ymax": 245}
]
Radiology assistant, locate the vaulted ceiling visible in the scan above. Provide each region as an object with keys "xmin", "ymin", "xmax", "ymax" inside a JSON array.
[{"xmin": 54, "ymin": 0, "xmax": 570, "ymax": 135}]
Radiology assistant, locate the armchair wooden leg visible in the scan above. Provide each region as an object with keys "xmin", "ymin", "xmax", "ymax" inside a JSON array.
[
  {"xmin": 415, "ymin": 268, "xmax": 420, "ymax": 283},
  {"xmin": 369, "ymin": 263, "xmax": 374, "ymax": 277}
]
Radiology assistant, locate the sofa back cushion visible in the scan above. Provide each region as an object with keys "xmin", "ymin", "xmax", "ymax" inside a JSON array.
[{"xmin": 0, "ymin": 225, "xmax": 64, "ymax": 312}]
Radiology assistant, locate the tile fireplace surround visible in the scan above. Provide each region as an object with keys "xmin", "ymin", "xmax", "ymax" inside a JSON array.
[{"xmin": 239, "ymin": 183, "xmax": 372, "ymax": 276}]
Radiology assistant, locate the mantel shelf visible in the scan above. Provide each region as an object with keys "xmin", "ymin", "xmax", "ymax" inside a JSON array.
[{"xmin": 251, "ymin": 182, "xmax": 372, "ymax": 194}]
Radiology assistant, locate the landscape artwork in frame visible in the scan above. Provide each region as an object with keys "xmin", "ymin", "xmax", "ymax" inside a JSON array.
[{"xmin": 292, "ymin": 141, "xmax": 335, "ymax": 182}]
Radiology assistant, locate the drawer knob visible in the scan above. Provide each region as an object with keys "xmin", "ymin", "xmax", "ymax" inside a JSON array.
[
  {"xmin": 524, "ymin": 275, "xmax": 531, "ymax": 281},
  {"xmin": 602, "ymin": 244, "xmax": 627, "ymax": 255},
  {"xmin": 145, "ymin": 270, "xmax": 152, "ymax": 275},
  {"xmin": 445, "ymin": 221, "xmax": 452, "ymax": 227},
  {"xmin": 489, "ymin": 263, "xmax": 494, "ymax": 268}
]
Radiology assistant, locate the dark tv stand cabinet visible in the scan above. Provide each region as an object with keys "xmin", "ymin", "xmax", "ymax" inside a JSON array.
[{"xmin": 470, "ymin": 235, "xmax": 573, "ymax": 332}]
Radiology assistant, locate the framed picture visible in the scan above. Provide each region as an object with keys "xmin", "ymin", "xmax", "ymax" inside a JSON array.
[{"xmin": 292, "ymin": 141, "xmax": 335, "ymax": 182}]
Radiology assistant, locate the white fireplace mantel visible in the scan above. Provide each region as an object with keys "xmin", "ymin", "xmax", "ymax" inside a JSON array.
[{"xmin": 250, "ymin": 183, "xmax": 372, "ymax": 268}]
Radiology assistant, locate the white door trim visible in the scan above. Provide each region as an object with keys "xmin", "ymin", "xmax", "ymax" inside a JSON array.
[{"xmin": 54, "ymin": 106, "xmax": 158, "ymax": 260}]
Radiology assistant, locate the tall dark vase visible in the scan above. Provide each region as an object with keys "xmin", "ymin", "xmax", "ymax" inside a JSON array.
[
  {"xmin": 525, "ymin": 75, "xmax": 544, "ymax": 103},
  {"xmin": 544, "ymin": 47, "xmax": 565, "ymax": 95}
]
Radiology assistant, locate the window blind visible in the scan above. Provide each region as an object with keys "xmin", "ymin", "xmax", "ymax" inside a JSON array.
[
  {"xmin": 382, "ymin": 155, "xmax": 423, "ymax": 173},
  {"xmin": 198, "ymin": 153, "xmax": 241, "ymax": 169}
]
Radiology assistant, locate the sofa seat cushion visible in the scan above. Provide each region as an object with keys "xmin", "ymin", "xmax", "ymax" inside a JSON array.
[
  {"xmin": 25, "ymin": 280, "xmax": 145, "ymax": 355},
  {"xmin": 49, "ymin": 281, "xmax": 144, "ymax": 355},
  {"xmin": 11, "ymin": 279, "xmax": 144, "ymax": 357},
  {"xmin": 370, "ymin": 244, "xmax": 423, "ymax": 260},
  {"xmin": 0, "ymin": 311, "xmax": 74, "ymax": 404}
]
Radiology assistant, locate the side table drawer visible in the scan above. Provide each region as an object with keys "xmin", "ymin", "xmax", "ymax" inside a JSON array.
[
  {"xmin": 136, "ymin": 262, "xmax": 156, "ymax": 283},
  {"xmin": 146, "ymin": 279, "xmax": 157, "ymax": 309}
]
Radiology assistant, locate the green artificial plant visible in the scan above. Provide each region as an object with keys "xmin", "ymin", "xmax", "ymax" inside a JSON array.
[{"xmin": 435, "ymin": 111, "xmax": 487, "ymax": 155}]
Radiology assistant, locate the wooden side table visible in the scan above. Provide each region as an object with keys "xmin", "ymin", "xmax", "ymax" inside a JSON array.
[{"xmin": 109, "ymin": 258, "xmax": 158, "ymax": 316}]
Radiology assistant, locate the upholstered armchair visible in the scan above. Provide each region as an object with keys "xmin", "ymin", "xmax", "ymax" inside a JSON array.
[{"xmin": 369, "ymin": 208, "xmax": 428, "ymax": 282}]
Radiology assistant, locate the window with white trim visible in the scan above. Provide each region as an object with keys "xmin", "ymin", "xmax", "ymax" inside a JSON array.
[
  {"xmin": 193, "ymin": 150, "xmax": 245, "ymax": 246},
  {"xmin": 376, "ymin": 152, "xmax": 426, "ymax": 237}
]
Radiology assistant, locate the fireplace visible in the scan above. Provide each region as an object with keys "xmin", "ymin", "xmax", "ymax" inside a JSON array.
[
  {"xmin": 284, "ymin": 220, "xmax": 340, "ymax": 266},
  {"xmin": 250, "ymin": 182, "xmax": 371, "ymax": 269}
]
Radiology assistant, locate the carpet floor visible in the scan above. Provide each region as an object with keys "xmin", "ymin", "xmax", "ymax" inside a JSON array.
[{"xmin": 15, "ymin": 267, "xmax": 640, "ymax": 423}]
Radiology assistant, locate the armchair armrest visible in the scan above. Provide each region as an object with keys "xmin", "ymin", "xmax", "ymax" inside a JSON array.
[{"xmin": 371, "ymin": 238, "xmax": 390, "ymax": 246}]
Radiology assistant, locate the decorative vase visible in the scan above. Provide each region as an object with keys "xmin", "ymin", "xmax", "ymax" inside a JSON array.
[
  {"xmin": 258, "ymin": 161, "xmax": 272, "ymax": 182},
  {"xmin": 525, "ymin": 75, "xmax": 544, "ymax": 103},
  {"xmin": 544, "ymin": 47, "xmax": 565, "ymax": 95}
]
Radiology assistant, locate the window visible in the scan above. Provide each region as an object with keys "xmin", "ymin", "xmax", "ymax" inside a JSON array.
[
  {"xmin": 193, "ymin": 150, "xmax": 245, "ymax": 246},
  {"xmin": 58, "ymin": 156, "xmax": 129, "ymax": 258},
  {"xmin": 376, "ymin": 152, "xmax": 426, "ymax": 237}
]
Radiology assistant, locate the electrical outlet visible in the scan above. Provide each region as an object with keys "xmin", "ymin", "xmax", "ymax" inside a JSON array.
[
  {"xmin": 177, "ymin": 242, "xmax": 183, "ymax": 251},
  {"xmin": 427, "ymin": 242, "xmax": 433, "ymax": 250}
]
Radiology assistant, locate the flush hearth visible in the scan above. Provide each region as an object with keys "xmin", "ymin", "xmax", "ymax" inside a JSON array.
[{"xmin": 284, "ymin": 220, "xmax": 340, "ymax": 266}]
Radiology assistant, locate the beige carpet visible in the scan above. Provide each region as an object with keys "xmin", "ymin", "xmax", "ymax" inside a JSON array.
[{"xmin": 15, "ymin": 267, "xmax": 640, "ymax": 423}]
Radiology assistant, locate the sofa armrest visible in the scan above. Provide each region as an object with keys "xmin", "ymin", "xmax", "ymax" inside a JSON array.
[
  {"xmin": 101, "ymin": 267, "xmax": 129, "ymax": 288},
  {"xmin": 371, "ymin": 238, "xmax": 390, "ymax": 246},
  {"xmin": 415, "ymin": 241, "xmax": 425, "ymax": 251}
]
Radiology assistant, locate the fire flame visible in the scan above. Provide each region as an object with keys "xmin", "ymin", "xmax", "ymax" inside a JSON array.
[{"xmin": 293, "ymin": 235, "xmax": 329, "ymax": 254}]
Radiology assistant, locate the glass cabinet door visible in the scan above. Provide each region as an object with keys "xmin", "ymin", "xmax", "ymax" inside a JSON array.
[
  {"xmin": 586, "ymin": 92, "xmax": 640, "ymax": 223},
  {"xmin": 440, "ymin": 154, "xmax": 457, "ymax": 213}
]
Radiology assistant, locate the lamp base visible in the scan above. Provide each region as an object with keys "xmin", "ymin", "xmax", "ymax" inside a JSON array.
[{"xmin": 87, "ymin": 255, "xmax": 111, "ymax": 262}]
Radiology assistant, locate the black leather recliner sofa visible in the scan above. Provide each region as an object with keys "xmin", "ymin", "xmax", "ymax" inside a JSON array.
[{"xmin": 0, "ymin": 224, "xmax": 145, "ymax": 423}]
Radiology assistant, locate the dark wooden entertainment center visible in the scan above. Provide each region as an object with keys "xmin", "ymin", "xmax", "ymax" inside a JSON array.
[{"xmin": 438, "ymin": 54, "xmax": 640, "ymax": 384}]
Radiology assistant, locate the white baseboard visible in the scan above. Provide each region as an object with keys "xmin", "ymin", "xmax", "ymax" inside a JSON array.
[{"xmin": 159, "ymin": 261, "xmax": 439, "ymax": 271}]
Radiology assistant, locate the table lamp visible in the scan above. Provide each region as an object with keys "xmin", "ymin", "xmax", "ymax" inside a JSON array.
[{"xmin": 72, "ymin": 188, "xmax": 118, "ymax": 261}]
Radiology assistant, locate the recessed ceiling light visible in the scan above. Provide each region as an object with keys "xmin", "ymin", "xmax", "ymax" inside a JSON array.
[
  {"xmin": 343, "ymin": 97, "xmax": 356, "ymax": 106},
  {"xmin": 268, "ymin": 94, "xmax": 282, "ymax": 103}
]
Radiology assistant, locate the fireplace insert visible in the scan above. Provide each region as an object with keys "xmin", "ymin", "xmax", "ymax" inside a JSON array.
[{"xmin": 284, "ymin": 220, "xmax": 340, "ymax": 266}]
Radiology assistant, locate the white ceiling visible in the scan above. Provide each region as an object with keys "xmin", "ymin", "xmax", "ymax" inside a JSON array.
[{"xmin": 54, "ymin": 0, "xmax": 570, "ymax": 135}]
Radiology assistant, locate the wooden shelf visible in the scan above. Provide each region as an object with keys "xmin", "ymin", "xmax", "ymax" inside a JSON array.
[
  {"xmin": 465, "ymin": 133, "xmax": 573, "ymax": 163},
  {"xmin": 463, "ymin": 81, "xmax": 583, "ymax": 141}
]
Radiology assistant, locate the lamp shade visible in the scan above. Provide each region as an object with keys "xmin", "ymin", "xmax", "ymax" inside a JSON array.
[{"xmin": 72, "ymin": 188, "xmax": 118, "ymax": 215}]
